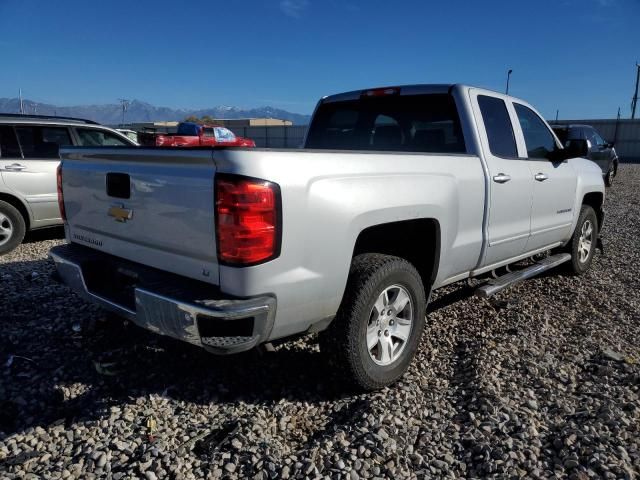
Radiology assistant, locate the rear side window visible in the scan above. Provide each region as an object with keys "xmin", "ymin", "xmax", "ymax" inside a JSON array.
[
  {"xmin": 76, "ymin": 128, "xmax": 129, "ymax": 146},
  {"xmin": 588, "ymin": 128, "xmax": 606, "ymax": 147},
  {"xmin": 214, "ymin": 127, "xmax": 237, "ymax": 142},
  {"xmin": 552, "ymin": 127, "xmax": 583, "ymax": 147},
  {"xmin": 15, "ymin": 126, "xmax": 72, "ymax": 158},
  {"xmin": 306, "ymin": 93, "xmax": 467, "ymax": 153},
  {"xmin": 552, "ymin": 127, "xmax": 568, "ymax": 144},
  {"xmin": 477, "ymin": 95, "xmax": 518, "ymax": 158},
  {"xmin": 0, "ymin": 126, "xmax": 22, "ymax": 158},
  {"xmin": 514, "ymin": 104, "xmax": 557, "ymax": 159}
]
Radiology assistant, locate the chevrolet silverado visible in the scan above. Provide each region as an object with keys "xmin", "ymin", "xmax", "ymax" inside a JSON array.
[{"xmin": 51, "ymin": 84, "xmax": 604, "ymax": 390}]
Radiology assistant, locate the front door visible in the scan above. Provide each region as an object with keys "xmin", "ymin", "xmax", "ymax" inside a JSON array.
[
  {"xmin": 1, "ymin": 125, "xmax": 72, "ymax": 222},
  {"xmin": 512, "ymin": 103, "xmax": 577, "ymax": 251},
  {"xmin": 471, "ymin": 91, "xmax": 533, "ymax": 267}
]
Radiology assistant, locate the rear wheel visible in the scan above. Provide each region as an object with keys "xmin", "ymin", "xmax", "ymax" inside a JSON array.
[
  {"xmin": 0, "ymin": 200, "xmax": 26, "ymax": 255},
  {"xmin": 320, "ymin": 254, "xmax": 427, "ymax": 391},
  {"xmin": 564, "ymin": 205, "xmax": 598, "ymax": 275},
  {"xmin": 605, "ymin": 167, "xmax": 614, "ymax": 187}
]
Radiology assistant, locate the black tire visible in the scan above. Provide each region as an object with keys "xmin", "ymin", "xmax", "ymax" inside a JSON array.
[
  {"xmin": 605, "ymin": 167, "xmax": 614, "ymax": 187},
  {"xmin": 0, "ymin": 200, "xmax": 26, "ymax": 255},
  {"xmin": 320, "ymin": 253, "xmax": 427, "ymax": 391},
  {"xmin": 564, "ymin": 205, "xmax": 598, "ymax": 275}
]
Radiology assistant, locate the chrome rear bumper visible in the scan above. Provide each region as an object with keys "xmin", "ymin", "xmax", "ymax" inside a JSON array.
[{"xmin": 50, "ymin": 244, "xmax": 276, "ymax": 354}]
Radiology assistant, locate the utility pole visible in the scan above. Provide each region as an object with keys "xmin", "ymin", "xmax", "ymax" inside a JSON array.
[
  {"xmin": 632, "ymin": 63, "xmax": 640, "ymax": 119},
  {"xmin": 505, "ymin": 69, "xmax": 513, "ymax": 95},
  {"xmin": 614, "ymin": 107, "xmax": 621, "ymax": 146},
  {"xmin": 118, "ymin": 98, "xmax": 130, "ymax": 127},
  {"xmin": 555, "ymin": 109, "xmax": 559, "ymax": 122},
  {"xmin": 19, "ymin": 88, "xmax": 24, "ymax": 115}
]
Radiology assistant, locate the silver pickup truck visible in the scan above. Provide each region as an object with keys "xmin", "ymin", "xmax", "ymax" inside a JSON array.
[{"xmin": 51, "ymin": 84, "xmax": 605, "ymax": 390}]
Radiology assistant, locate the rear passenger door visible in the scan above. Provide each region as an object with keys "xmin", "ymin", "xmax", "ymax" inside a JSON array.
[
  {"xmin": 512, "ymin": 103, "xmax": 577, "ymax": 252},
  {"xmin": 471, "ymin": 91, "xmax": 533, "ymax": 267},
  {"xmin": 1, "ymin": 125, "xmax": 72, "ymax": 222}
]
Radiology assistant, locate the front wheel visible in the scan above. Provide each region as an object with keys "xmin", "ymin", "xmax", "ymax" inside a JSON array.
[
  {"xmin": 320, "ymin": 254, "xmax": 427, "ymax": 391},
  {"xmin": 564, "ymin": 205, "xmax": 598, "ymax": 275}
]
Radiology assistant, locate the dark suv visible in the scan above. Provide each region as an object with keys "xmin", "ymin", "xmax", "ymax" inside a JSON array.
[
  {"xmin": 551, "ymin": 124, "xmax": 618, "ymax": 187},
  {"xmin": 0, "ymin": 114, "xmax": 136, "ymax": 254}
]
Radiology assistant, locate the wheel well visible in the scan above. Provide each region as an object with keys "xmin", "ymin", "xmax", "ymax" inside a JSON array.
[
  {"xmin": 353, "ymin": 219, "xmax": 440, "ymax": 288},
  {"xmin": 583, "ymin": 192, "xmax": 603, "ymax": 231},
  {"xmin": 0, "ymin": 193, "xmax": 30, "ymax": 230}
]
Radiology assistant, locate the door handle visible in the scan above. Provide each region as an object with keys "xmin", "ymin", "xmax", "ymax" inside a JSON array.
[
  {"xmin": 492, "ymin": 173, "xmax": 511, "ymax": 183},
  {"xmin": 534, "ymin": 173, "xmax": 548, "ymax": 182},
  {"xmin": 3, "ymin": 163, "xmax": 27, "ymax": 171}
]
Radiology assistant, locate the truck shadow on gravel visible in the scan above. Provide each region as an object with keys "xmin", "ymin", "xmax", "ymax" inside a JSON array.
[
  {"xmin": 22, "ymin": 226, "xmax": 65, "ymax": 244},
  {"xmin": 1, "ymin": 259, "xmax": 370, "ymax": 440}
]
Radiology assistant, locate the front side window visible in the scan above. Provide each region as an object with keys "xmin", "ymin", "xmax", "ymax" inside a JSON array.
[
  {"xmin": 306, "ymin": 93, "xmax": 467, "ymax": 153},
  {"xmin": 0, "ymin": 126, "xmax": 22, "ymax": 158},
  {"xmin": 15, "ymin": 126, "xmax": 71, "ymax": 158},
  {"xmin": 76, "ymin": 128, "xmax": 129, "ymax": 146},
  {"xmin": 514, "ymin": 104, "xmax": 557, "ymax": 159},
  {"xmin": 477, "ymin": 95, "xmax": 518, "ymax": 158}
]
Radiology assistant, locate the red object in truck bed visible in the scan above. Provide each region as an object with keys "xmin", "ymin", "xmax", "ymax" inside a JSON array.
[{"xmin": 138, "ymin": 123, "xmax": 255, "ymax": 148}]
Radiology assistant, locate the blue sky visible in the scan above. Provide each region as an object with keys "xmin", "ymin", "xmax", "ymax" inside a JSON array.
[{"xmin": 0, "ymin": 0, "xmax": 639, "ymax": 119}]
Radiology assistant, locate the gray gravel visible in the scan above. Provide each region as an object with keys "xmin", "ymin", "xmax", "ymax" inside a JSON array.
[{"xmin": 1, "ymin": 165, "xmax": 639, "ymax": 479}]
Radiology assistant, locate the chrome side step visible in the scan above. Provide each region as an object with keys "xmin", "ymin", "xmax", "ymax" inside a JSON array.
[{"xmin": 475, "ymin": 253, "xmax": 571, "ymax": 299}]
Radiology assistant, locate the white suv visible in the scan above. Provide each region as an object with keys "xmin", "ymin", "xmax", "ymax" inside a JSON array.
[{"xmin": 0, "ymin": 114, "xmax": 136, "ymax": 254}]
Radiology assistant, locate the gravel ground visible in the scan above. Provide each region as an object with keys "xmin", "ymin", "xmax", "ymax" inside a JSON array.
[{"xmin": 1, "ymin": 165, "xmax": 639, "ymax": 479}]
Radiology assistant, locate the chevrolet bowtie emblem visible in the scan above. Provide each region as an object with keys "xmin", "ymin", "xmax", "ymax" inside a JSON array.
[{"xmin": 108, "ymin": 205, "xmax": 133, "ymax": 223}]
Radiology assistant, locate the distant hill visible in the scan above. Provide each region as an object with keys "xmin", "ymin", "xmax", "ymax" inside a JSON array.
[{"xmin": 0, "ymin": 98, "xmax": 311, "ymax": 125}]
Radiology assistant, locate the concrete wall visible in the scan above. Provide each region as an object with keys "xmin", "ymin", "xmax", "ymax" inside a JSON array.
[{"xmin": 551, "ymin": 119, "xmax": 640, "ymax": 163}]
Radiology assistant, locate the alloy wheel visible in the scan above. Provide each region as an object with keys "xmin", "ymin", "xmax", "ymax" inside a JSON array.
[
  {"xmin": 0, "ymin": 213, "xmax": 13, "ymax": 247},
  {"xmin": 578, "ymin": 219, "xmax": 594, "ymax": 263},
  {"xmin": 366, "ymin": 284, "xmax": 414, "ymax": 366}
]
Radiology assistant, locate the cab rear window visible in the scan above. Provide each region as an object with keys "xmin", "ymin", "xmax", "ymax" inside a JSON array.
[{"xmin": 306, "ymin": 94, "xmax": 467, "ymax": 153}]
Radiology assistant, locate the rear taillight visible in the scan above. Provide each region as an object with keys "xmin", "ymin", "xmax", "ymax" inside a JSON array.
[
  {"xmin": 215, "ymin": 175, "xmax": 281, "ymax": 265},
  {"xmin": 56, "ymin": 164, "xmax": 66, "ymax": 222}
]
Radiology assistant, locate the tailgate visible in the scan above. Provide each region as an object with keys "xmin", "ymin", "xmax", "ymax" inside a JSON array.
[{"xmin": 60, "ymin": 147, "xmax": 219, "ymax": 285}]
